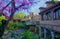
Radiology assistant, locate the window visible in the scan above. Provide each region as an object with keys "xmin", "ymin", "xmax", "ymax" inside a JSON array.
[
  {"xmin": 58, "ymin": 9, "xmax": 60, "ymax": 19},
  {"xmin": 48, "ymin": 13, "xmax": 52, "ymax": 20},
  {"xmin": 41, "ymin": 12, "xmax": 52, "ymax": 20},
  {"xmin": 56, "ymin": 11, "xmax": 59, "ymax": 20},
  {"xmin": 46, "ymin": 12, "xmax": 51, "ymax": 20},
  {"xmin": 53, "ymin": 8, "xmax": 60, "ymax": 20}
]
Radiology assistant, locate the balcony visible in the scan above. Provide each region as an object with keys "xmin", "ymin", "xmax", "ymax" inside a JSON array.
[{"xmin": 40, "ymin": 20, "xmax": 60, "ymax": 32}]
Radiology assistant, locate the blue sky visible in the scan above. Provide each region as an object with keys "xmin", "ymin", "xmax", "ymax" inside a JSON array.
[
  {"xmin": 30, "ymin": 0, "xmax": 60, "ymax": 15},
  {"xmin": 0, "ymin": 0, "xmax": 60, "ymax": 16},
  {"xmin": 20, "ymin": 0, "xmax": 50, "ymax": 15},
  {"xmin": 28, "ymin": 0, "xmax": 50, "ymax": 15},
  {"xmin": 0, "ymin": 0, "xmax": 50, "ymax": 15}
]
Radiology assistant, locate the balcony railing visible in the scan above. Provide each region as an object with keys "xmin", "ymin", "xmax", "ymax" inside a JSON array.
[{"xmin": 40, "ymin": 20, "xmax": 60, "ymax": 32}]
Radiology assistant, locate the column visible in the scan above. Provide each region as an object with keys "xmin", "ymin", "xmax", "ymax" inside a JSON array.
[
  {"xmin": 39, "ymin": 27, "xmax": 41, "ymax": 39},
  {"xmin": 44, "ymin": 29, "xmax": 46, "ymax": 39},
  {"xmin": 41, "ymin": 14, "xmax": 43, "ymax": 20},
  {"xmin": 51, "ymin": 31, "xmax": 54, "ymax": 39},
  {"xmin": 51, "ymin": 11, "xmax": 54, "ymax": 20}
]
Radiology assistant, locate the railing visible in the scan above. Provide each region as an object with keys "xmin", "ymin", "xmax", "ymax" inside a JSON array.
[
  {"xmin": 40, "ymin": 20, "xmax": 60, "ymax": 25},
  {"xmin": 40, "ymin": 20, "xmax": 60, "ymax": 32}
]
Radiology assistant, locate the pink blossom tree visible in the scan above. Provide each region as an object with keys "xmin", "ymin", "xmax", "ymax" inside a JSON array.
[{"xmin": 0, "ymin": 0, "xmax": 40, "ymax": 19}]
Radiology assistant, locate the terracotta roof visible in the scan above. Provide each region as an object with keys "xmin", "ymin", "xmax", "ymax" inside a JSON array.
[{"xmin": 39, "ymin": 1, "xmax": 60, "ymax": 14}]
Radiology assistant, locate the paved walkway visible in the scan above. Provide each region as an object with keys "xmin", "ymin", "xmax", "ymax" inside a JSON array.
[{"xmin": 2, "ymin": 29, "xmax": 25, "ymax": 39}]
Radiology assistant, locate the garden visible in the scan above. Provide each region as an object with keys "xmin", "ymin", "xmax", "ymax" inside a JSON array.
[{"xmin": 0, "ymin": 15, "xmax": 39, "ymax": 39}]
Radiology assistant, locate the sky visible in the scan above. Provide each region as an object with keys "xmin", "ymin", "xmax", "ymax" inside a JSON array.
[
  {"xmin": 14, "ymin": 0, "xmax": 50, "ymax": 15},
  {"xmin": 31, "ymin": 0, "xmax": 60, "ymax": 15},
  {"xmin": 20, "ymin": 0, "xmax": 50, "ymax": 15},
  {"xmin": 28, "ymin": 0, "xmax": 50, "ymax": 15},
  {"xmin": 0, "ymin": 0, "xmax": 50, "ymax": 15},
  {"xmin": 20, "ymin": 0, "xmax": 60, "ymax": 15}
]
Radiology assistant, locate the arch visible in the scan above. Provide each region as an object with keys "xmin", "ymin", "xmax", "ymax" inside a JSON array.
[
  {"xmin": 53, "ymin": 6, "xmax": 60, "ymax": 12},
  {"xmin": 53, "ymin": 6, "xmax": 60, "ymax": 20}
]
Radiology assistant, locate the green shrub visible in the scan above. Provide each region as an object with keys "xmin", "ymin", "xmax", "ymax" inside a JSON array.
[
  {"xmin": 21, "ymin": 30, "xmax": 38, "ymax": 39},
  {"xmin": 9, "ymin": 21, "xmax": 25, "ymax": 30}
]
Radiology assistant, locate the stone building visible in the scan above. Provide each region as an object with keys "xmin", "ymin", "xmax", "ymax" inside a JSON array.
[{"xmin": 39, "ymin": 1, "xmax": 60, "ymax": 39}]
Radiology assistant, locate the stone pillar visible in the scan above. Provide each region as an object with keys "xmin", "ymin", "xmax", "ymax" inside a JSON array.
[
  {"xmin": 44, "ymin": 29, "xmax": 46, "ymax": 39},
  {"xmin": 51, "ymin": 11, "xmax": 54, "ymax": 20},
  {"xmin": 51, "ymin": 31, "xmax": 54, "ymax": 39},
  {"xmin": 39, "ymin": 27, "xmax": 41, "ymax": 39}
]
